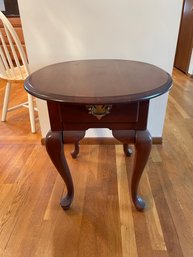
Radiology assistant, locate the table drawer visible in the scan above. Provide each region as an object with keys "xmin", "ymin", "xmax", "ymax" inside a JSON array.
[
  {"xmin": 47, "ymin": 101, "xmax": 149, "ymax": 131},
  {"xmin": 60, "ymin": 103, "xmax": 139, "ymax": 124}
]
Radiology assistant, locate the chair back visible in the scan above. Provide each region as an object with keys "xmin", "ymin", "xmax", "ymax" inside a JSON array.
[{"xmin": 0, "ymin": 11, "xmax": 30, "ymax": 81}]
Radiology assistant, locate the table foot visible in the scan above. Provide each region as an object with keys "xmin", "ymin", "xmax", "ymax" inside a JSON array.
[
  {"xmin": 131, "ymin": 130, "xmax": 152, "ymax": 211},
  {"xmin": 46, "ymin": 130, "xmax": 74, "ymax": 209},
  {"xmin": 123, "ymin": 144, "xmax": 132, "ymax": 157},
  {"xmin": 134, "ymin": 196, "xmax": 146, "ymax": 211},
  {"xmin": 60, "ymin": 195, "xmax": 73, "ymax": 210},
  {"xmin": 71, "ymin": 143, "xmax": 80, "ymax": 159}
]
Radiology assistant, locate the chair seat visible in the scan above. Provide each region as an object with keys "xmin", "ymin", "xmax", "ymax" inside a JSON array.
[{"xmin": 0, "ymin": 65, "xmax": 27, "ymax": 82}]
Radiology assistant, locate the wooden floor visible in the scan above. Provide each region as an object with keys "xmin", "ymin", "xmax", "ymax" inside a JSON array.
[{"xmin": 0, "ymin": 69, "xmax": 193, "ymax": 257}]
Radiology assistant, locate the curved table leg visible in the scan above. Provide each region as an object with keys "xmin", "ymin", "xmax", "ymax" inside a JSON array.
[
  {"xmin": 123, "ymin": 144, "xmax": 132, "ymax": 157},
  {"xmin": 112, "ymin": 129, "xmax": 152, "ymax": 211},
  {"xmin": 45, "ymin": 130, "xmax": 74, "ymax": 210},
  {"xmin": 62, "ymin": 131, "xmax": 85, "ymax": 159},
  {"xmin": 71, "ymin": 142, "xmax": 80, "ymax": 159},
  {"xmin": 132, "ymin": 130, "xmax": 152, "ymax": 211}
]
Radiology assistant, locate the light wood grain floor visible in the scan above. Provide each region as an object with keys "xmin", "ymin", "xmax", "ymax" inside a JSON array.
[{"xmin": 0, "ymin": 68, "xmax": 193, "ymax": 257}]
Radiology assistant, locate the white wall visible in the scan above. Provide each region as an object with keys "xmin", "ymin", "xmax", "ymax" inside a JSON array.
[
  {"xmin": 18, "ymin": 0, "xmax": 182, "ymax": 138},
  {"xmin": 0, "ymin": 0, "xmax": 5, "ymax": 11}
]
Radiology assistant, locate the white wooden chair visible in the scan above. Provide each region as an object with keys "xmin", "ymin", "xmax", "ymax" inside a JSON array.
[{"xmin": 0, "ymin": 11, "xmax": 36, "ymax": 133}]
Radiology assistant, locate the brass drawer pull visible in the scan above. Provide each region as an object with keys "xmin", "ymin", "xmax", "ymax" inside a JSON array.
[{"xmin": 86, "ymin": 105, "xmax": 112, "ymax": 120}]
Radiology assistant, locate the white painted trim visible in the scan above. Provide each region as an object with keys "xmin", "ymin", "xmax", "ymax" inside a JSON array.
[{"xmin": 188, "ymin": 49, "xmax": 193, "ymax": 75}]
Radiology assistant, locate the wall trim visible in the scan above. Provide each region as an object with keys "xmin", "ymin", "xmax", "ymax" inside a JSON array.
[{"xmin": 41, "ymin": 136, "xmax": 162, "ymax": 145}]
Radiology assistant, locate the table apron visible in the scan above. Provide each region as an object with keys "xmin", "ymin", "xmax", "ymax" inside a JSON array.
[{"xmin": 47, "ymin": 100, "xmax": 149, "ymax": 131}]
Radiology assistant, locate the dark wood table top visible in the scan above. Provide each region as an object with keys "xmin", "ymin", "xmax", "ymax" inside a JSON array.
[{"xmin": 24, "ymin": 59, "xmax": 172, "ymax": 104}]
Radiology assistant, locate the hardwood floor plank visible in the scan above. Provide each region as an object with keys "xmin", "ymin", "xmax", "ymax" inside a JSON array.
[
  {"xmin": 148, "ymin": 162, "xmax": 185, "ymax": 257},
  {"xmin": 77, "ymin": 145, "xmax": 122, "ymax": 257},
  {"xmin": 142, "ymin": 172, "xmax": 166, "ymax": 251},
  {"xmin": 168, "ymin": 95, "xmax": 190, "ymax": 119},
  {"xmin": 2, "ymin": 147, "xmax": 55, "ymax": 257},
  {"xmin": 116, "ymin": 145, "xmax": 138, "ymax": 257},
  {"xmin": 158, "ymin": 163, "xmax": 193, "ymax": 257}
]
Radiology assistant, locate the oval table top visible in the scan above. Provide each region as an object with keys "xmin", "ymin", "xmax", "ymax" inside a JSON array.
[{"xmin": 24, "ymin": 59, "xmax": 172, "ymax": 104}]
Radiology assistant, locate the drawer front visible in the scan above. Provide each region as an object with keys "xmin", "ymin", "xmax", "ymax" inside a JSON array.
[
  {"xmin": 47, "ymin": 101, "xmax": 149, "ymax": 131},
  {"xmin": 60, "ymin": 103, "xmax": 139, "ymax": 126}
]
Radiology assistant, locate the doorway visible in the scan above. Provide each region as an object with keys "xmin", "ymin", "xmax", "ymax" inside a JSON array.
[{"xmin": 174, "ymin": 0, "xmax": 193, "ymax": 74}]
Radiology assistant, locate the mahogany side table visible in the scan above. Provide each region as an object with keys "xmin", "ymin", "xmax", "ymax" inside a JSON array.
[{"xmin": 24, "ymin": 60, "xmax": 172, "ymax": 211}]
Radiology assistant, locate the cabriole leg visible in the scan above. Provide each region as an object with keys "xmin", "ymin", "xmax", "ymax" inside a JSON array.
[
  {"xmin": 123, "ymin": 144, "xmax": 132, "ymax": 157},
  {"xmin": 131, "ymin": 130, "xmax": 152, "ymax": 211},
  {"xmin": 45, "ymin": 130, "xmax": 74, "ymax": 210},
  {"xmin": 112, "ymin": 129, "xmax": 152, "ymax": 211},
  {"xmin": 71, "ymin": 142, "xmax": 80, "ymax": 159}
]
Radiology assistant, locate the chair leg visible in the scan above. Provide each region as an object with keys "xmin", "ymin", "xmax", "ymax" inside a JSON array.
[
  {"xmin": 28, "ymin": 94, "xmax": 36, "ymax": 133},
  {"xmin": 1, "ymin": 81, "xmax": 11, "ymax": 122}
]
